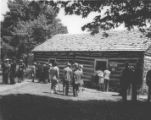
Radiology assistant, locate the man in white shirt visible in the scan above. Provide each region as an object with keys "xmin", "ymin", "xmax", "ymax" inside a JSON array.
[{"xmin": 104, "ymin": 68, "xmax": 111, "ymax": 92}]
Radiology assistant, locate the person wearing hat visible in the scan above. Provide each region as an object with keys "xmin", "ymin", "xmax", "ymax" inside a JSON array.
[
  {"xmin": 72, "ymin": 62, "xmax": 79, "ymax": 72},
  {"xmin": 50, "ymin": 62, "xmax": 59, "ymax": 94},
  {"xmin": 73, "ymin": 63, "xmax": 83, "ymax": 97},
  {"xmin": 120, "ymin": 63, "xmax": 133, "ymax": 102},
  {"xmin": 31, "ymin": 62, "xmax": 36, "ymax": 82},
  {"xmin": 63, "ymin": 62, "xmax": 73, "ymax": 95},
  {"xmin": 42, "ymin": 63, "xmax": 49, "ymax": 83},
  {"xmin": 104, "ymin": 67, "xmax": 111, "ymax": 92},
  {"xmin": 2, "ymin": 59, "xmax": 10, "ymax": 84},
  {"xmin": 37, "ymin": 62, "xmax": 43, "ymax": 83},
  {"xmin": 48, "ymin": 63, "xmax": 53, "ymax": 83},
  {"xmin": 78, "ymin": 64, "xmax": 84, "ymax": 92}
]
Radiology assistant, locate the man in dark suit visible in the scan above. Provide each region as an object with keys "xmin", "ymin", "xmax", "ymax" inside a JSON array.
[
  {"xmin": 146, "ymin": 69, "xmax": 151, "ymax": 102},
  {"xmin": 120, "ymin": 63, "xmax": 132, "ymax": 101}
]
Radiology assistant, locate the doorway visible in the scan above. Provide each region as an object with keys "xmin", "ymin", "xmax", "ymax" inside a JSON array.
[
  {"xmin": 94, "ymin": 59, "xmax": 108, "ymax": 71},
  {"xmin": 48, "ymin": 58, "xmax": 56, "ymax": 64}
]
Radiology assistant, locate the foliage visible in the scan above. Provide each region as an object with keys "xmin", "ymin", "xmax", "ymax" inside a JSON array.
[
  {"xmin": 57, "ymin": 0, "xmax": 151, "ymax": 35},
  {"xmin": 1, "ymin": 0, "xmax": 68, "ymax": 59}
]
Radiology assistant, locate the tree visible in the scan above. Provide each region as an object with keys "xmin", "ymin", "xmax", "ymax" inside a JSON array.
[
  {"xmin": 57, "ymin": 0, "xmax": 151, "ymax": 36},
  {"xmin": 1, "ymin": 0, "xmax": 68, "ymax": 59}
]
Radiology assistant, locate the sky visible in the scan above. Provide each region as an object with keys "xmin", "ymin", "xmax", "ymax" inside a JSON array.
[
  {"xmin": 57, "ymin": 9, "xmax": 101, "ymax": 34},
  {"xmin": 0, "ymin": 0, "xmax": 9, "ymax": 20},
  {"xmin": 0, "ymin": 0, "xmax": 125, "ymax": 34}
]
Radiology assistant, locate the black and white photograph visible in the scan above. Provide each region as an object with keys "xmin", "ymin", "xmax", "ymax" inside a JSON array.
[{"xmin": 0, "ymin": 0, "xmax": 151, "ymax": 120}]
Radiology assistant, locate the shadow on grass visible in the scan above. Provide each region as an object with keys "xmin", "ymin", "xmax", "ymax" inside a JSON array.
[{"xmin": 0, "ymin": 94, "xmax": 151, "ymax": 120}]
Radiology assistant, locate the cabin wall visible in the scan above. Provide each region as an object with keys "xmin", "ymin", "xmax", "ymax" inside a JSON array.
[
  {"xmin": 34, "ymin": 51, "xmax": 75, "ymax": 78},
  {"xmin": 34, "ymin": 51, "xmax": 144, "ymax": 91},
  {"xmin": 75, "ymin": 51, "xmax": 144, "ymax": 91}
]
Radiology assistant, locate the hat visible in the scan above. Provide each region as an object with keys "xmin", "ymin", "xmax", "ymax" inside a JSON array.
[
  {"xmin": 74, "ymin": 63, "xmax": 79, "ymax": 68},
  {"xmin": 67, "ymin": 62, "xmax": 71, "ymax": 66},
  {"xmin": 49, "ymin": 63, "xmax": 52, "ymax": 67},
  {"xmin": 4, "ymin": 58, "xmax": 10, "ymax": 61},
  {"xmin": 79, "ymin": 64, "xmax": 83, "ymax": 69},
  {"xmin": 20, "ymin": 59, "xmax": 23, "ymax": 62}
]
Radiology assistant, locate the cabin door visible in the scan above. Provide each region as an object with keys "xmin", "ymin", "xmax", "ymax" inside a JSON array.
[{"xmin": 94, "ymin": 59, "xmax": 108, "ymax": 71}]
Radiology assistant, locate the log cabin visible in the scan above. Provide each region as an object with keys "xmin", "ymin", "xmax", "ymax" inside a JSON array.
[{"xmin": 32, "ymin": 31, "xmax": 151, "ymax": 91}]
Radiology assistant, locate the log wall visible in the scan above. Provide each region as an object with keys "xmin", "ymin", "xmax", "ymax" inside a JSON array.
[{"xmin": 34, "ymin": 51, "xmax": 144, "ymax": 91}]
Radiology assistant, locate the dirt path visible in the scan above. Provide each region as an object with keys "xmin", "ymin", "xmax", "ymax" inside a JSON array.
[
  {"xmin": 0, "ymin": 79, "xmax": 148, "ymax": 101},
  {"xmin": 0, "ymin": 80, "xmax": 121, "ymax": 101}
]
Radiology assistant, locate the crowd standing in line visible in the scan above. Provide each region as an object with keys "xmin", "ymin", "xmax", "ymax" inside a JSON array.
[
  {"xmin": 1, "ymin": 58, "xmax": 26, "ymax": 84},
  {"xmin": 32, "ymin": 61, "xmax": 84, "ymax": 97},
  {"xmin": 32, "ymin": 61, "xmax": 84, "ymax": 96},
  {"xmin": 1, "ymin": 58, "xmax": 151, "ymax": 100},
  {"xmin": 0, "ymin": 58, "xmax": 111, "ymax": 97}
]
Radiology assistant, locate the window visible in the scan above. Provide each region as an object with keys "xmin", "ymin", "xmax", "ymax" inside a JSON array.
[
  {"xmin": 48, "ymin": 58, "xmax": 56, "ymax": 64},
  {"xmin": 94, "ymin": 59, "xmax": 108, "ymax": 71}
]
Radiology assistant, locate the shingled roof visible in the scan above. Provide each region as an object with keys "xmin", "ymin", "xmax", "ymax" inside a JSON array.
[{"xmin": 33, "ymin": 31, "xmax": 151, "ymax": 52}]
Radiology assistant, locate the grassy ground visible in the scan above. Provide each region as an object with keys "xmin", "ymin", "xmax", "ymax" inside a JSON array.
[{"xmin": 0, "ymin": 93, "xmax": 151, "ymax": 120}]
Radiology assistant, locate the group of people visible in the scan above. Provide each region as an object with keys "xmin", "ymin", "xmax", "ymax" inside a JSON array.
[
  {"xmin": 94, "ymin": 68, "xmax": 111, "ymax": 92},
  {"xmin": 2, "ymin": 58, "xmax": 151, "ymax": 101},
  {"xmin": 32, "ymin": 62, "xmax": 50, "ymax": 83},
  {"xmin": 2, "ymin": 58, "xmax": 26, "ymax": 84},
  {"xmin": 120, "ymin": 62, "xmax": 151, "ymax": 102},
  {"xmin": 32, "ymin": 61, "xmax": 83, "ymax": 97},
  {"xmin": 62, "ymin": 62, "xmax": 83, "ymax": 96}
]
